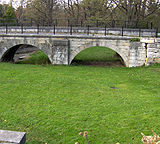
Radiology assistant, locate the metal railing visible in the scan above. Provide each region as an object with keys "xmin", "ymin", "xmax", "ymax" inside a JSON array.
[
  {"xmin": 0, "ymin": 18, "xmax": 153, "ymax": 29},
  {"xmin": 0, "ymin": 24, "xmax": 158, "ymax": 37}
]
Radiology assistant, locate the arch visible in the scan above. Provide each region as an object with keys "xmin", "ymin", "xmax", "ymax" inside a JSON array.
[
  {"xmin": 1, "ymin": 44, "xmax": 23, "ymax": 62},
  {"xmin": 0, "ymin": 41, "xmax": 52, "ymax": 63},
  {"xmin": 70, "ymin": 41, "xmax": 129, "ymax": 67},
  {"xmin": 71, "ymin": 46, "xmax": 124, "ymax": 65}
]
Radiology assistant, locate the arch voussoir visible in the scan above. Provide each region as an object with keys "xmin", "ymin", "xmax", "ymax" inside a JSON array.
[{"xmin": 70, "ymin": 39, "xmax": 130, "ymax": 67}]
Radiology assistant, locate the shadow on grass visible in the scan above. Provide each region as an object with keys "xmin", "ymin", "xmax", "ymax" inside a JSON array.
[{"xmin": 71, "ymin": 47, "xmax": 124, "ymax": 67}]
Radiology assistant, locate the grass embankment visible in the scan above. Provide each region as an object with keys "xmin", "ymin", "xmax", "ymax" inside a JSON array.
[
  {"xmin": 15, "ymin": 47, "xmax": 122, "ymax": 66},
  {"xmin": 73, "ymin": 47, "xmax": 121, "ymax": 62},
  {"xmin": 16, "ymin": 50, "xmax": 51, "ymax": 65},
  {"xmin": 0, "ymin": 63, "xmax": 160, "ymax": 144}
]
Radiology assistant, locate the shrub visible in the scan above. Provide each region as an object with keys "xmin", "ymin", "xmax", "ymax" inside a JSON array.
[{"xmin": 16, "ymin": 50, "xmax": 51, "ymax": 65}]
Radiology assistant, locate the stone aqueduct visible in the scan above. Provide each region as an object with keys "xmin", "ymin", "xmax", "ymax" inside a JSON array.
[{"xmin": 0, "ymin": 34, "xmax": 160, "ymax": 67}]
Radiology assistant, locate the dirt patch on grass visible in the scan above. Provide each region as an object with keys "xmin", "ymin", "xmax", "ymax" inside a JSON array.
[{"xmin": 72, "ymin": 60, "xmax": 124, "ymax": 67}]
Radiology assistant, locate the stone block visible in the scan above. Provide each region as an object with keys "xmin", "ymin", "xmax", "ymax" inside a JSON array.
[
  {"xmin": 148, "ymin": 48, "xmax": 157, "ymax": 52},
  {"xmin": 129, "ymin": 62, "xmax": 143, "ymax": 67},
  {"xmin": 129, "ymin": 64, "xmax": 137, "ymax": 67},
  {"xmin": 129, "ymin": 59, "xmax": 138, "ymax": 64},
  {"xmin": 155, "ymin": 38, "xmax": 160, "ymax": 43},
  {"xmin": 120, "ymin": 42, "xmax": 130, "ymax": 47},
  {"xmin": 130, "ymin": 42, "xmax": 141, "ymax": 51},
  {"xmin": 140, "ymin": 38, "xmax": 155, "ymax": 43},
  {"xmin": 0, "ymin": 130, "xmax": 26, "ymax": 144},
  {"xmin": 148, "ymin": 43, "xmax": 157, "ymax": 48},
  {"xmin": 139, "ymin": 54, "xmax": 146, "ymax": 59},
  {"xmin": 129, "ymin": 52, "xmax": 136, "ymax": 57},
  {"xmin": 155, "ymin": 58, "xmax": 160, "ymax": 63},
  {"xmin": 146, "ymin": 58, "xmax": 154, "ymax": 63},
  {"xmin": 52, "ymin": 40, "xmax": 68, "ymax": 46}
]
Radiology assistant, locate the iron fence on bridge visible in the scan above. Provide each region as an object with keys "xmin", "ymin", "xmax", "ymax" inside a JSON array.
[
  {"xmin": 0, "ymin": 18, "xmax": 159, "ymax": 37},
  {"xmin": 0, "ymin": 18, "xmax": 153, "ymax": 29},
  {"xmin": 0, "ymin": 24, "xmax": 159, "ymax": 38}
]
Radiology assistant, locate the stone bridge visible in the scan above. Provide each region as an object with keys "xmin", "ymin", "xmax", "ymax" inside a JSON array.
[{"xmin": 0, "ymin": 34, "xmax": 160, "ymax": 67}]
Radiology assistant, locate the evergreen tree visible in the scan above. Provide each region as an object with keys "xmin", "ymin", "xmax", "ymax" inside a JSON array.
[
  {"xmin": 3, "ymin": 6, "xmax": 16, "ymax": 25},
  {"xmin": 4, "ymin": 6, "xmax": 16, "ymax": 19}
]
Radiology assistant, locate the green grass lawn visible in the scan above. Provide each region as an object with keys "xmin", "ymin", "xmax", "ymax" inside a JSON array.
[
  {"xmin": 73, "ymin": 47, "xmax": 121, "ymax": 62},
  {"xmin": 0, "ymin": 62, "xmax": 160, "ymax": 144}
]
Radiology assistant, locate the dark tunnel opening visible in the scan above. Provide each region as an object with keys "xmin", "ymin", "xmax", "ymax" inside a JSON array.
[
  {"xmin": 1, "ymin": 45, "xmax": 23, "ymax": 62},
  {"xmin": 1, "ymin": 44, "xmax": 39, "ymax": 63}
]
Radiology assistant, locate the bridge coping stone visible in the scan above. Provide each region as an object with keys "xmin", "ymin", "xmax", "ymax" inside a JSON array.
[
  {"xmin": 0, "ymin": 34, "xmax": 132, "ymax": 40},
  {"xmin": 0, "ymin": 130, "xmax": 26, "ymax": 144},
  {"xmin": 140, "ymin": 37, "xmax": 156, "ymax": 43}
]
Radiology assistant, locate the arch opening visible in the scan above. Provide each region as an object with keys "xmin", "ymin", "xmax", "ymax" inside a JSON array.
[
  {"xmin": 2, "ymin": 44, "xmax": 51, "ymax": 65},
  {"xmin": 2, "ymin": 44, "xmax": 23, "ymax": 62},
  {"xmin": 71, "ymin": 46, "xmax": 124, "ymax": 67}
]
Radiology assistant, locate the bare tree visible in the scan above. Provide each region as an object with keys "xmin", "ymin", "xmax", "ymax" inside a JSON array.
[
  {"xmin": 61, "ymin": 0, "xmax": 82, "ymax": 25},
  {"xmin": 81, "ymin": 0, "xmax": 115, "ymax": 20},
  {"xmin": 112, "ymin": 0, "xmax": 160, "ymax": 23},
  {"xmin": 30, "ymin": 0, "xmax": 58, "ymax": 25}
]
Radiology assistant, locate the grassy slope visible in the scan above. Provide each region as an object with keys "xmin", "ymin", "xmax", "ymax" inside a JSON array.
[
  {"xmin": 15, "ymin": 50, "xmax": 51, "ymax": 65},
  {"xmin": 0, "ymin": 63, "xmax": 160, "ymax": 144},
  {"xmin": 73, "ymin": 46, "xmax": 121, "ymax": 62}
]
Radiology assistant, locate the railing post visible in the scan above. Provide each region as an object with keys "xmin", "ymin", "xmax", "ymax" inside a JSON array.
[
  {"xmin": 37, "ymin": 24, "xmax": 39, "ymax": 34},
  {"xmin": 54, "ymin": 25, "xmax": 55, "ymax": 35},
  {"xmin": 87, "ymin": 25, "xmax": 89, "ymax": 35},
  {"xmin": 156, "ymin": 27, "xmax": 158, "ymax": 38},
  {"xmin": 122, "ymin": 26, "xmax": 123, "ymax": 37},
  {"xmin": 6, "ymin": 24, "xmax": 8, "ymax": 34},
  {"xmin": 96, "ymin": 20, "xmax": 98, "ymax": 27},
  {"xmin": 21, "ymin": 24, "xmax": 23, "ymax": 34},
  {"xmin": 105, "ymin": 25, "xmax": 106, "ymax": 36},
  {"xmin": 70, "ymin": 24, "xmax": 72, "ymax": 35}
]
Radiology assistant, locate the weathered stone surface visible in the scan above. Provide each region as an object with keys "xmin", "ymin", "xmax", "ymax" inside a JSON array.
[
  {"xmin": 0, "ymin": 130, "xmax": 26, "ymax": 144},
  {"xmin": 0, "ymin": 34, "xmax": 160, "ymax": 67},
  {"xmin": 155, "ymin": 58, "xmax": 160, "ymax": 63},
  {"xmin": 156, "ymin": 38, "xmax": 160, "ymax": 43},
  {"xmin": 140, "ymin": 38, "xmax": 155, "ymax": 43},
  {"xmin": 51, "ymin": 40, "xmax": 69, "ymax": 65}
]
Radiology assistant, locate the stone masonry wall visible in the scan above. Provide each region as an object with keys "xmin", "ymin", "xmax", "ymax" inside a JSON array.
[
  {"xmin": 0, "ymin": 36, "xmax": 70, "ymax": 65},
  {"xmin": 51, "ymin": 40, "xmax": 69, "ymax": 65},
  {"xmin": 69, "ymin": 37, "xmax": 131, "ymax": 67},
  {"xmin": 0, "ymin": 34, "xmax": 159, "ymax": 67},
  {"xmin": 129, "ymin": 42, "xmax": 146, "ymax": 67},
  {"xmin": 141, "ymin": 38, "xmax": 160, "ymax": 66}
]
